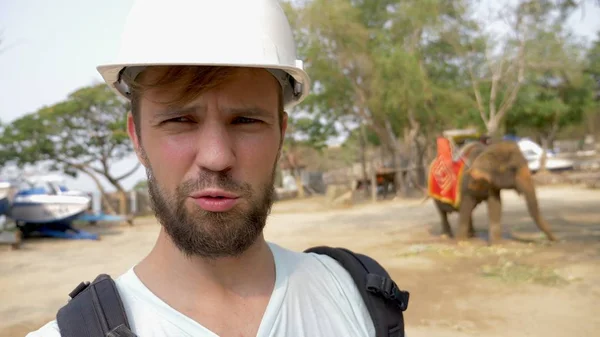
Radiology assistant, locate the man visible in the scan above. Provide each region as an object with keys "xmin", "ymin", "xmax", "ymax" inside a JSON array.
[{"xmin": 27, "ymin": 1, "xmax": 406, "ymax": 336}]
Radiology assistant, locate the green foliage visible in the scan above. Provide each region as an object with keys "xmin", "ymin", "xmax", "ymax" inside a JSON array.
[
  {"xmin": 0, "ymin": 84, "xmax": 134, "ymax": 189},
  {"xmin": 133, "ymin": 179, "xmax": 148, "ymax": 191},
  {"xmin": 586, "ymin": 31, "xmax": 600, "ymax": 98},
  {"xmin": 285, "ymin": 0, "xmax": 480, "ymax": 154},
  {"xmin": 3, "ymin": 0, "xmax": 598, "ymax": 181},
  {"xmin": 507, "ymin": 25, "xmax": 596, "ymax": 140},
  {"xmin": 281, "ymin": 0, "xmax": 599, "ymax": 172}
]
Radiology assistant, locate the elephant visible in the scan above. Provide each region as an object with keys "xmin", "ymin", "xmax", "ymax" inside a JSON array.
[{"xmin": 428, "ymin": 140, "xmax": 557, "ymax": 245}]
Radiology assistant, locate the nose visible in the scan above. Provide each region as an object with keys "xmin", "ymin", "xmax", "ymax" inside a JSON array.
[{"xmin": 194, "ymin": 119, "xmax": 235, "ymax": 173}]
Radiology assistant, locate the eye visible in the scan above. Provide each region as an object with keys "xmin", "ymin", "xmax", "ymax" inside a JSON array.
[
  {"xmin": 232, "ymin": 116, "xmax": 260, "ymax": 124},
  {"xmin": 164, "ymin": 116, "xmax": 194, "ymax": 124}
]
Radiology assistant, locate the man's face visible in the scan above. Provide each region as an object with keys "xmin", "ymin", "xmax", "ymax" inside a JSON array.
[{"xmin": 127, "ymin": 67, "xmax": 287, "ymax": 258}]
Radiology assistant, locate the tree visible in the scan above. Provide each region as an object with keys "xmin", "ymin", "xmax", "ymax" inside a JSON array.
[
  {"xmin": 495, "ymin": 1, "xmax": 599, "ymax": 170},
  {"xmin": 279, "ymin": 100, "xmax": 340, "ymax": 197},
  {"xmin": 0, "ymin": 84, "xmax": 140, "ymax": 216},
  {"xmin": 371, "ymin": 0, "xmax": 479, "ymax": 187},
  {"xmin": 584, "ymin": 31, "xmax": 600, "ymax": 136},
  {"xmin": 588, "ymin": 32, "xmax": 600, "ymax": 89},
  {"xmin": 444, "ymin": 0, "xmax": 593, "ymax": 137},
  {"xmin": 284, "ymin": 0, "xmax": 475, "ymax": 195},
  {"xmin": 509, "ymin": 73, "xmax": 594, "ymax": 170}
]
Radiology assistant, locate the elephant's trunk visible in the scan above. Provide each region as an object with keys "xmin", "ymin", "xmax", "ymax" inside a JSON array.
[{"xmin": 515, "ymin": 166, "xmax": 557, "ymax": 241}]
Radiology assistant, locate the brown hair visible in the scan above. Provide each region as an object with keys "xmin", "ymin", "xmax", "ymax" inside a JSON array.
[{"xmin": 123, "ymin": 65, "xmax": 285, "ymax": 139}]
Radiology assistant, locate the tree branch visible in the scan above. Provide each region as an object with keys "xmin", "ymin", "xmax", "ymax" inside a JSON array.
[
  {"xmin": 115, "ymin": 162, "xmax": 142, "ymax": 181},
  {"xmin": 466, "ymin": 55, "xmax": 488, "ymax": 124},
  {"xmin": 526, "ymin": 61, "xmax": 568, "ymax": 70},
  {"xmin": 100, "ymin": 146, "xmax": 111, "ymax": 175},
  {"xmin": 496, "ymin": 37, "xmax": 526, "ymax": 123},
  {"xmin": 89, "ymin": 165, "xmax": 106, "ymax": 176},
  {"xmin": 486, "ymin": 47, "xmax": 504, "ymax": 121}
]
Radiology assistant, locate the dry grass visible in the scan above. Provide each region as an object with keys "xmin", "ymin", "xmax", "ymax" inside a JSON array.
[{"xmin": 480, "ymin": 258, "xmax": 571, "ymax": 286}]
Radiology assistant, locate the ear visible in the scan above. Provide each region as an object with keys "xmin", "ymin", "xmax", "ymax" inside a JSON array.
[
  {"xmin": 469, "ymin": 168, "xmax": 491, "ymax": 183},
  {"xmin": 127, "ymin": 111, "xmax": 148, "ymax": 167},
  {"xmin": 466, "ymin": 168, "xmax": 490, "ymax": 192}
]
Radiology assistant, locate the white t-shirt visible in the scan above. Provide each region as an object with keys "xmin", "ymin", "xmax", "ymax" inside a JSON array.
[{"xmin": 26, "ymin": 242, "xmax": 376, "ymax": 336}]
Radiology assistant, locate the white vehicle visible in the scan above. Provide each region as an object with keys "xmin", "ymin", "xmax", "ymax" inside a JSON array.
[
  {"xmin": 515, "ymin": 138, "xmax": 574, "ymax": 172},
  {"xmin": 9, "ymin": 175, "xmax": 91, "ymax": 225}
]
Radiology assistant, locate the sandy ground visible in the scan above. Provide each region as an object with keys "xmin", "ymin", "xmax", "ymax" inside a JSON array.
[{"xmin": 1, "ymin": 185, "xmax": 600, "ymax": 336}]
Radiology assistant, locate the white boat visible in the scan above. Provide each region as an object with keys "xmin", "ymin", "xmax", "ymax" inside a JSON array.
[
  {"xmin": 9, "ymin": 176, "xmax": 91, "ymax": 225},
  {"xmin": 515, "ymin": 138, "xmax": 575, "ymax": 172}
]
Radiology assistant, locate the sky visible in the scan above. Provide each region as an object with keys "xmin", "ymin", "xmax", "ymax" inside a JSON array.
[
  {"xmin": 0, "ymin": 0, "xmax": 599, "ymax": 194},
  {"xmin": 0, "ymin": 0, "xmax": 139, "ymax": 193}
]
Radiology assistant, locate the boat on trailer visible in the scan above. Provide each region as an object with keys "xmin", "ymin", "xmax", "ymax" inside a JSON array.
[
  {"xmin": 9, "ymin": 176, "xmax": 91, "ymax": 225},
  {"xmin": 2, "ymin": 174, "xmax": 130, "ymax": 240}
]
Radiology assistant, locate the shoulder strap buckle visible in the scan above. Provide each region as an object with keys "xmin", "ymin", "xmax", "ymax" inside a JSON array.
[
  {"xmin": 366, "ymin": 273, "xmax": 410, "ymax": 311},
  {"xmin": 57, "ymin": 274, "xmax": 135, "ymax": 337},
  {"xmin": 68, "ymin": 281, "xmax": 91, "ymax": 299},
  {"xmin": 304, "ymin": 245, "xmax": 409, "ymax": 337}
]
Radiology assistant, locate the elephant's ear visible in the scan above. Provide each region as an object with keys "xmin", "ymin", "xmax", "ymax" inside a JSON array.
[
  {"xmin": 467, "ymin": 168, "xmax": 491, "ymax": 192},
  {"xmin": 469, "ymin": 168, "xmax": 492, "ymax": 183}
]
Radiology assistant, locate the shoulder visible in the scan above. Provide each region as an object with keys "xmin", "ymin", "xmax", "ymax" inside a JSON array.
[
  {"xmin": 25, "ymin": 320, "xmax": 61, "ymax": 337},
  {"xmin": 269, "ymin": 243, "xmax": 368, "ymax": 290},
  {"xmin": 269, "ymin": 242, "xmax": 358, "ymax": 280},
  {"xmin": 270, "ymin": 243, "xmax": 373, "ymax": 305},
  {"xmin": 269, "ymin": 243, "xmax": 376, "ymax": 335},
  {"xmin": 23, "ymin": 270, "xmax": 136, "ymax": 337}
]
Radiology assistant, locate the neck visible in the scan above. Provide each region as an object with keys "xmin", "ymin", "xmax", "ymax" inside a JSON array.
[{"xmin": 134, "ymin": 228, "xmax": 275, "ymax": 301}]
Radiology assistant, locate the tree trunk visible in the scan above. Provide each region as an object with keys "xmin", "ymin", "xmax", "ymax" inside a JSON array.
[
  {"xmin": 359, "ymin": 123, "xmax": 369, "ymax": 198},
  {"xmin": 76, "ymin": 166, "xmax": 117, "ymax": 215},
  {"xmin": 539, "ymin": 137, "xmax": 549, "ymax": 173},
  {"xmin": 370, "ymin": 162, "xmax": 378, "ymax": 203},
  {"xmin": 487, "ymin": 118, "xmax": 501, "ymax": 139},
  {"xmin": 414, "ymin": 137, "xmax": 427, "ymax": 190},
  {"xmin": 103, "ymin": 175, "xmax": 133, "ymax": 225},
  {"xmin": 401, "ymin": 109, "xmax": 421, "ymax": 197},
  {"xmin": 295, "ymin": 168, "xmax": 305, "ymax": 198},
  {"xmin": 539, "ymin": 120, "xmax": 559, "ymax": 173},
  {"xmin": 118, "ymin": 191, "xmax": 128, "ymax": 218}
]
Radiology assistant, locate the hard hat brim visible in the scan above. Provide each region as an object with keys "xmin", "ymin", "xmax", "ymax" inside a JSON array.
[{"xmin": 97, "ymin": 62, "xmax": 311, "ymax": 109}]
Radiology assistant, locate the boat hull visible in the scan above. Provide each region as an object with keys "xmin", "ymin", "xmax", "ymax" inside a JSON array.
[{"xmin": 9, "ymin": 195, "xmax": 91, "ymax": 224}]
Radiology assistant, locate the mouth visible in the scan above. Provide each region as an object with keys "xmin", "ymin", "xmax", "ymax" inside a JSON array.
[
  {"xmin": 190, "ymin": 189, "xmax": 240, "ymax": 199},
  {"xmin": 189, "ymin": 189, "xmax": 241, "ymax": 212}
]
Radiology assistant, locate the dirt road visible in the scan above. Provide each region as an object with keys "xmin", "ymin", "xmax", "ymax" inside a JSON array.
[{"xmin": 1, "ymin": 185, "xmax": 599, "ymax": 336}]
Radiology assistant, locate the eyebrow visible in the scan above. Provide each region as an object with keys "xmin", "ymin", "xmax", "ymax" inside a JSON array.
[
  {"xmin": 223, "ymin": 106, "xmax": 273, "ymax": 118},
  {"xmin": 152, "ymin": 104, "xmax": 274, "ymax": 121}
]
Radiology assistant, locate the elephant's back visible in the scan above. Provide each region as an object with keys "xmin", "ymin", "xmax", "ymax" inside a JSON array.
[
  {"xmin": 458, "ymin": 142, "xmax": 486, "ymax": 164},
  {"xmin": 473, "ymin": 140, "xmax": 528, "ymax": 169}
]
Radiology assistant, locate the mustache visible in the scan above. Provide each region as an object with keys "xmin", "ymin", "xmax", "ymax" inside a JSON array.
[{"xmin": 176, "ymin": 171, "xmax": 252, "ymax": 197}]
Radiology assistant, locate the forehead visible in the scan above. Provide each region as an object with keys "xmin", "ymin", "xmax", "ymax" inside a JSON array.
[{"xmin": 136, "ymin": 66, "xmax": 281, "ymax": 111}]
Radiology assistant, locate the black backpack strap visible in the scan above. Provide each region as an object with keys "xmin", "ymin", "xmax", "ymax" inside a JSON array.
[
  {"xmin": 56, "ymin": 274, "xmax": 136, "ymax": 337},
  {"xmin": 305, "ymin": 246, "xmax": 409, "ymax": 337}
]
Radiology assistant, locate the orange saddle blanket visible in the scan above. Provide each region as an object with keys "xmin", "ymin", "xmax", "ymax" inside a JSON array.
[{"xmin": 427, "ymin": 137, "xmax": 466, "ymax": 208}]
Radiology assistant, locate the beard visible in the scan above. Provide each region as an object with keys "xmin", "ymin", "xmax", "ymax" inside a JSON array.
[{"xmin": 143, "ymin": 152, "xmax": 277, "ymax": 259}]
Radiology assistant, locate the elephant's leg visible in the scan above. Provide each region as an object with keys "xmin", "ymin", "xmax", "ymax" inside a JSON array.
[
  {"xmin": 468, "ymin": 214, "xmax": 476, "ymax": 238},
  {"xmin": 487, "ymin": 188, "xmax": 503, "ymax": 244},
  {"xmin": 457, "ymin": 195, "xmax": 477, "ymax": 241},
  {"xmin": 515, "ymin": 166, "xmax": 557, "ymax": 242},
  {"xmin": 434, "ymin": 200, "xmax": 453, "ymax": 237}
]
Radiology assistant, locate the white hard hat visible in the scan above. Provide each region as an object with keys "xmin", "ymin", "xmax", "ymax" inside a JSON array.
[{"xmin": 96, "ymin": 0, "xmax": 311, "ymax": 108}]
